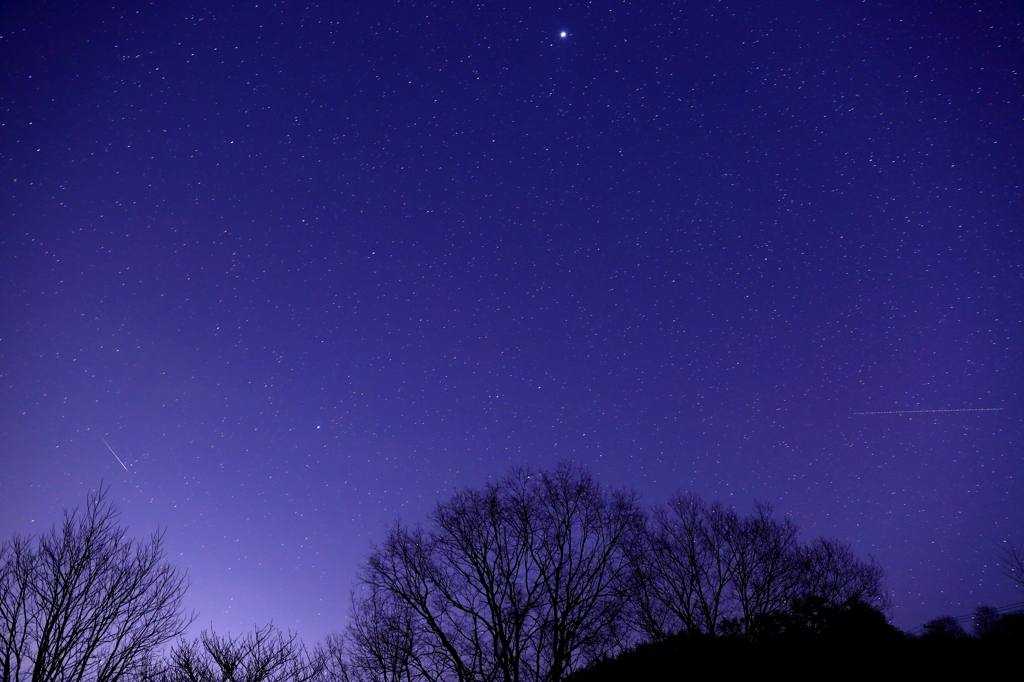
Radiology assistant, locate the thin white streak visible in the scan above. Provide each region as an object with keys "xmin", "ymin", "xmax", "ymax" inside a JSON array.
[
  {"xmin": 98, "ymin": 434, "xmax": 130, "ymax": 472},
  {"xmin": 853, "ymin": 408, "xmax": 1005, "ymax": 415}
]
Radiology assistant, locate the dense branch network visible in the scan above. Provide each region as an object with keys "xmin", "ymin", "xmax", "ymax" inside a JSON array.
[
  {"xmin": 0, "ymin": 487, "xmax": 191, "ymax": 682},
  {"xmin": 343, "ymin": 463, "xmax": 889, "ymax": 682},
  {"xmin": 1, "ymin": 470, "xmax": 906, "ymax": 682}
]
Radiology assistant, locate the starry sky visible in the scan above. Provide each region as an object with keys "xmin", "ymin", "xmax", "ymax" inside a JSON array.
[{"xmin": 1, "ymin": 0, "xmax": 1021, "ymax": 642}]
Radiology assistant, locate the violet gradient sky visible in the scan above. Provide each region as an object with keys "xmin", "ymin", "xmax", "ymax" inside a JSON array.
[{"xmin": 1, "ymin": 0, "xmax": 1021, "ymax": 643}]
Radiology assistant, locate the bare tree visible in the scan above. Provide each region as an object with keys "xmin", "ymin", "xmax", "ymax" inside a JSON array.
[
  {"xmin": 526, "ymin": 466, "xmax": 641, "ymax": 682},
  {"xmin": 432, "ymin": 476, "xmax": 547, "ymax": 682},
  {"xmin": 999, "ymin": 542, "xmax": 1024, "ymax": 594},
  {"xmin": 794, "ymin": 538, "xmax": 889, "ymax": 611},
  {"xmin": 353, "ymin": 463, "xmax": 641, "ymax": 682},
  {"xmin": 0, "ymin": 487, "xmax": 191, "ymax": 682},
  {"xmin": 628, "ymin": 494, "xmax": 740, "ymax": 640},
  {"xmin": 630, "ymin": 496, "xmax": 801, "ymax": 639},
  {"xmin": 921, "ymin": 615, "xmax": 968, "ymax": 639},
  {"xmin": 344, "ymin": 585, "xmax": 421, "ymax": 682},
  {"xmin": 973, "ymin": 605, "xmax": 1001, "ymax": 638},
  {"xmin": 728, "ymin": 501, "xmax": 799, "ymax": 634},
  {"xmin": 359, "ymin": 524, "xmax": 466, "ymax": 682},
  {"xmin": 320, "ymin": 633, "xmax": 354, "ymax": 682},
  {"xmin": 350, "ymin": 470, "xmax": 892, "ymax": 678},
  {"xmin": 156, "ymin": 624, "xmax": 325, "ymax": 682},
  {"xmin": 626, "ymin": 495, "xmax": 886, "ymax": 641},
  {"xmin": 0, "ymin": 537, "xmax": 35, "ymax": 682}
]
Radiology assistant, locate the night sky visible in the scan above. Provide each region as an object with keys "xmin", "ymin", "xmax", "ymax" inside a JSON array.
[{"xmin": 1, "ymin": 0, "xmax": 1021, "ymax": 643}]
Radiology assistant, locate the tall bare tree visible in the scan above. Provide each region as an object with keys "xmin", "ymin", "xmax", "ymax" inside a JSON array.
[
  {"xmin": 526, "ymin": 466, "xmax": 641, "ymax": 682},
  {"xmin": 628, "ymin": 494, "xmax": 740, "ymax": 640},
  {"xmin": 0, "ymin": 487, "xmax": 191, "ymax": 682},
  {"xmin": 354, "ymin": 463, "xmax": 641, "ymax": 682},
  {"xmin": 728, "ymin": 501, "xmax": 799, "ymax": 634},
  {"xmin": 627, "ymin": 495, "xmax": 886, "ymax": 641},
  {"xmin": 344, "ymin": 584, "xmax": 421, "ymax": 682}
]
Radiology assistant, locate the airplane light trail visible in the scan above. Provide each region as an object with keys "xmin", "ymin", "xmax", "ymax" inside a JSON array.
[
  {"xmin": 853, "ymin": 408, "xmax": 1005, "ymax": 415},
  {"xmin": 98, "ymin": 434, "xmax": 130, "ymax": 472}
]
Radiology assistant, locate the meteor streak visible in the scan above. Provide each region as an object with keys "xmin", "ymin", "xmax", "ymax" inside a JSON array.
[
  {"xmin": 854, "ymin": 408, "xmax": 1005, "ymax": 415},
  {"xmin": 98, "ymin": 434, "xmax": 130, "ymax": 472}
]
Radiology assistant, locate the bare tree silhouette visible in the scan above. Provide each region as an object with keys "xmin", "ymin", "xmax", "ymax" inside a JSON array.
[
  {"xmin": 999, "ymin": 542, "xmax": 1024, "ymax": 594},
  {"xmin": 347, "ymin": 468, "xmax": 895, "ymax": 680},
  {"xmin": 353, "ymin": 463, "xmax": 642, "ymax": 682},
  {"xmin": 0, "ymin": 487, "xmax": 191, "ymax": 682},
  {"xmin": 154, "ymin": 624, "xmax": 326, "ymax": 682},
  {"xmin": 627, "ymin": 495, "xmax": 887, "ymax": 642}
]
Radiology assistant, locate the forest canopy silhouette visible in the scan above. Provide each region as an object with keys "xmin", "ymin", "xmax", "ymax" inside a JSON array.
[{"xmin": 2, "ymin": 465, "xmax": 1020, "ymax": 682}]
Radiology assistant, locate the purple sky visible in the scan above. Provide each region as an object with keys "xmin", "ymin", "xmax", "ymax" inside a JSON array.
[{"xmin": 1, "ymin": 0, "xmax": 1021, "ymax": 643}]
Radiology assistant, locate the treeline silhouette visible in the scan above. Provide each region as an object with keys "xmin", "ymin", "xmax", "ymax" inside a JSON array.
[{"xmin": 1, "ymin": 464, "xmax": 1020, "ymax": 681}]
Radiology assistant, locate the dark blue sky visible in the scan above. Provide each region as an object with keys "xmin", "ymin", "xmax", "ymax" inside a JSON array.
[{"xmin": 1, "ymin": 0, "xmax": 1021, "ymax": 642}]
